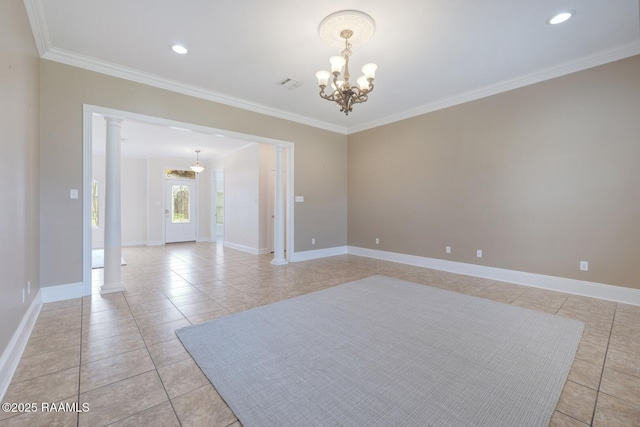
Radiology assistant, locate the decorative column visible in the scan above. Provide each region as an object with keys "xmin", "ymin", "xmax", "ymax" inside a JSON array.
[
  {"xmin": 271, "ymin": 145, "xmax": 288, "ymax": 265},
  {"xmin": 101, "ymin": 116, "xmax": 126, "ymax": 294}
]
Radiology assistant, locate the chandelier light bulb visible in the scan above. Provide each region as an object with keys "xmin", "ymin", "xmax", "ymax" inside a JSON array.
[
  {"xmin": 361, "ymin": 63, "xmax": 377, "ymax": 79},
  {"xmin": 330, "ymin": 56, "xmax": 346, "ymax": 73},
  {"xmin": 316, "ymin": 70, "xmax": 331, "ymax": 86},
  {"xmin": 357, "ymin": 76, "xmax": 370, "ymax": 90}
]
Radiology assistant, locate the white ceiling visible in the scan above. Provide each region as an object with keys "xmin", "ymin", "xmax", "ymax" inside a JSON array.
[{"xmin": 26, "ymin": 0, "xmax": 640, "ymax": 141}]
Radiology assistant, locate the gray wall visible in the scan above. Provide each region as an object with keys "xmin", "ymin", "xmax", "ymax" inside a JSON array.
[
  {"xmin": 39, "ymin": 60, "xmax": 348, "ymax": 288},
  {"xmin": 0, "ymin": 0, "xmax": 40, "ymax": 355},
  {"xmin": 348, "ymin": 55, "xmax": 640, "ymax": 290}
]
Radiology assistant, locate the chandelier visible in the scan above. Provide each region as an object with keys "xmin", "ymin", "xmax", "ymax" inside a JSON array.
[
  {"xmin": 315, "ymin": 11, "xmax": 377, "ymax": 116},
  {"xmin": 190, "ymin": 150, "xmax": 205, "ymax": 173}
]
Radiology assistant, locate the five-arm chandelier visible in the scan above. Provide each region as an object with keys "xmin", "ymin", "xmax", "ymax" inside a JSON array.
[{"xmin": 315, "ymin": 11, "xmax": 378, "ymax": 116}]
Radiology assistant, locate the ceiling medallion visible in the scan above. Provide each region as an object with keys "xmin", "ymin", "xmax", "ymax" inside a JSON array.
[{"xmin": 315, "ymin": 11, "xmax": 378, "ymax": 116}]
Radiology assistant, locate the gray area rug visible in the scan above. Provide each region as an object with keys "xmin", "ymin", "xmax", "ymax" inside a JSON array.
[{"xmin": 176, "ymin": 275, "xmax": 584, "ymax": 427}]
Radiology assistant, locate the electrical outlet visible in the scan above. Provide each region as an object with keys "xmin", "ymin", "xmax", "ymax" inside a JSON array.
[
  {"xmin": 476, "ymin": 249, "xmax": 483, "ymax": 258},
  {"xmin": 22, "ymin": 288, "xmax": 25, "ymax": 303},
  {"xmin": 375, "ymin": 238, "xmax": 380, "ymax": 245},
  {"xmin": 311, "ymin": 238, "xmax": 316, "ymax": 245},
  {"xmin": 580, "ymin": 261, "xmax": 589, "ymax": 271},
  {"xmin": 446, "ymin": 246, "xmax": 451, "ymax": 254},
  {"xmin": 27, "ymin": 280, "xmax": 31, "ymax": 294}
]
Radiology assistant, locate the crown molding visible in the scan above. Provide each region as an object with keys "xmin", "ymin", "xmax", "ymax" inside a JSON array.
[
  {"xmin": 23, "ymin": 0, "xmax": 639, "ymax": 136},
  {"xmin": 23, "ymin": 0, "xmax": 51, "ymax": 56},
  {"xmin": 347, "ymin": 41, "xmax": 640, "ymax": 134},
  {"xmin": 42, "ymin": 47, "xmax": 348, "ymax": 134}
]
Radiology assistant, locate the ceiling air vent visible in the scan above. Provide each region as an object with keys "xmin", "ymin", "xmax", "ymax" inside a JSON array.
[{"xmin": 276, "ymin": 78, "xmax": 302, "ymax": 89}]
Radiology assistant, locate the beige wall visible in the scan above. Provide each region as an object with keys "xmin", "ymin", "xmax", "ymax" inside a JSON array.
[
  {"xmin": 40, "ymin": 60, "xmax": 348, "ymax": 287},
  {"xmin": 0, "ymin": 0, "xmax": 40, "ymax": 354},
  {"xmin": 348, "ymin": 55, "xmax": 640, "ymax": 290}
]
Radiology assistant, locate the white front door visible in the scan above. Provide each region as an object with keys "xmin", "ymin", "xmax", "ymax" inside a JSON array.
[{"xmin": 165, "ymin": 179, "xmax": 197, "ymax": 243}]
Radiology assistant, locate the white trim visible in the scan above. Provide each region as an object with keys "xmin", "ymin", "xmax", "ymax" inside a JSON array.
[
  {"xmin": 196, "ymin": 237, "xmax": 216, "ymax": 243},
  {"xmin": 83, "ymin": 104, "xmax": 297, "ymax": 287},
  {"xmin": 82, "ymin": 110, "xmax": 93, "ymax": 298},
  {"xmin": 0, "ymin": 289, "xmax": 42, "ymax": 401},
  {"xmin": 40, "ymin": 282, "xmax": 85, "ymax": 303},
  {"xmin": 145, "ymin": 240, "xmax": 165, "ymax": 247},
  {"xmin": 22, "ymin": 0, "xmax": 51, "ymax": 56},
  {"xmin": 223, "ymin": 241, "xmax": 262, "ymax": 255},
  {"xmin": 291, "ymin": 246, "xmax": 348, "ymax": 262},
  {"xmin": 347, "ymin": 41, "xmax": 640, "ymax": 134},
  {"xmin": 122, "ymin": 240, "xmax": 147, "ymax": 247},
  {"xmin": 347, "ymin": 247, "xmax": 640, "ymax": 306}
]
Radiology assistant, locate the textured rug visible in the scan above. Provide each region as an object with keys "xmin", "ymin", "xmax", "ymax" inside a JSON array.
[
  {"xmin": 176, "ymin": 275, "xmax": 584, "ymax": 427},
  {"xmin": 91, "ymin": 249, "xmax": 126, "ymax": 269}
]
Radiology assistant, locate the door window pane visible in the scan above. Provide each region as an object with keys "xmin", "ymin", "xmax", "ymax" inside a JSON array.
[
  {"xmin": 91, "ymin": 180, "xmax": 99, "ymax": 227},
  {"xmin": 172, "ymin": 185, "xmax": 190, "ymax": 223}
]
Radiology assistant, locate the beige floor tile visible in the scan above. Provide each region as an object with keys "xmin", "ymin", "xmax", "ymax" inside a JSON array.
[
  {"xmin": 177, "ymin": 300, "xmax": 225, "ymax": 318},
  {"xmin": 187, "ymin": 308, "xmax": 230, "ymax": 325},
  {"xmin": 79, "ymin": 371, "xmax": 168, "ymax": 426},
  {"xmin": 1, "ymin": 367, "xmax": 79, "ymax": 421},
  {"xmin": 108, "ymin": 401, "xmax": 180, "ymax": 427},
  {"xmin": 30, "ymin": 314, "xmax": 81, "ymax": 339},
  {"xmin": 575, "ymin": 340, "xmax": 607, "ymax": 366},
  {"xmin": 22, "ymin": 329, "xmax": 81, "ymax": 359},
  {"xmin": 593, "ymin": 392, "xmax": 640, "ymax": 427},
  {"xmin": 555, "ymin": 380, "xmax": 598, "ymax": 424},
  {"xmin": 139, "ymin": 318, "xmax": 191, "ymax": 347},
  {"xmin": 82, "ymin": 307, "xmax": 133, "ymax": 327},
  {"xmin": 171, "ymin": 384, "xmax": 237, "ymax": 427},
  {"xmin": 134, "ymin": 306, "xmax": 186, "ymax": 329},
  {"xmin": 0, "ymin": 396, "xmax": 79, "ymax": 426},
  {"xmin": 567, "ymin": 358, "xmax": 603, "ymax": 390},
  {"xmin": 162, "ymin": 285, "xmax": 203, "ymax": 298},
  {"xmin": 80, "ymin": 347, "xmax": 155, "ymax": 393},
  {"xmin": 40, "ymin": 298, "xmax": 82, "ymax": 312},
  {"xmin": 157, "ymin": 357, "xmax": 210, "ymax": 399},
  {"xmin": 599, "ymin": 367, "xmax": 640, "ymax": 405},
  {"xmin": 12, "ymin": 345, "xmax": 80, "ymax": 383},
  {"xmin": 147, "ymin": 338, "xmax": 191, "ymax": 368},
  {"xmin": 124, "ymin": 291, "xmax": 168, "ymax": 306},
  {"xmin": 549, "ymin": 411, "xmax": 589, "ymax": 427},
  {"xmin": 605, "ymin": 348, "xmax": 640, "ymax": 378},
  {"xmin": 82, "ymin": 317, "xmax": 140, "ymax": 343},
  {"xmin": 169, "ymin": 292, "xmax": 209, "ymax": 307},
  {"xmin": 128, "ymin": 298, "xmax": 176, "ymax": 316},
  {"xmin": 81, "ymin": 330, "xmax": 145, "ymax": 364},
  {"xmin": 36, "ymin": 305, "xmax": 82, "ymax": 323}
]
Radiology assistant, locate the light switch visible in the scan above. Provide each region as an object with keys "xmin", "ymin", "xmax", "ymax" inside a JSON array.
[
  {"xmin": 295, "ymin": 196, "xmax": 304, "ymax": 202},
  {"xmin": 70, "ymin": 189, "xmax": 78, "ymax": 199}
]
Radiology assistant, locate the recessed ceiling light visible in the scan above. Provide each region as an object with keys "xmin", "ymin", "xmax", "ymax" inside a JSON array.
[
  {"xmin": 215, "ymin": 134, "xmax": 225, "ymax": 138},
  {"xmin": 171, "ymin": 44, "xmax": 188, "ymax": 54},
  {"xmin": 547, "ymin": 11, "xmax": 574, "ymax": 25}
]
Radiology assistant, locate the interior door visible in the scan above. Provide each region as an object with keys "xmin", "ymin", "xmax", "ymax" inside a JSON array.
[{"xmin": 165, "ymin": 179, "xmax": 197, "ymax": 243}]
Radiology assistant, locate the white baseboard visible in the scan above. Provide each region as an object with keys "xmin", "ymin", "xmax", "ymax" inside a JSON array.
[
  {"xmin": 146, "ymin": 240, "xmax": 165, "ymax": 247},
  {"xmin": 348, "ymin": 246, "xmax": 640, "ymax": 306},
  {"xmin": 223, "ymin": 241, "xmax": 261, "ymax": 255},
  {"xmin": 0, "ymin": 290, "xmax": 42, "ymax": 401},
  {"xmin": 40, "ymin": 282, "xmax": 85, "ymax": 303},
  {"xmin": 291, "ymin": 246, "xmax": 348, "ymax": 262},
  {"xmin": 196, "ymin": 237, "xmax": 216, "ymax": 243}
]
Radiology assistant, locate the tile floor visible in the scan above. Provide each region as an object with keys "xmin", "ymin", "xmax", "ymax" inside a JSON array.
[{"xmin": 1, "ymin": 243, "xmax": 639, "ymax": 426}]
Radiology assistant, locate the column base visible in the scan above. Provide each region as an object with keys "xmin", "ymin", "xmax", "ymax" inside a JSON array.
[
  {"xmin": 100, "ymin": 282, "xmax": 126, "ymax": 295},
  {"xmin": 270, "ymin": 258, "xmax": 289, "ymax": 266}
]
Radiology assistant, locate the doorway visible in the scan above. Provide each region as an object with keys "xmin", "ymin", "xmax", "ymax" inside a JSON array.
[
  {"xmin": 165, "ymin": 177, "xmax": 197, "ymax": 243},
  {"xmin": 83, "ymin": 105, "xmax": 295, "ymax": 296}
]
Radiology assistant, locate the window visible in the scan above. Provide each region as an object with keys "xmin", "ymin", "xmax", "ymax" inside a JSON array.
[
  {"xmin": 172, "ymin": 185, "xmax": 191, "ymax": 223},
  {"xmin": 91, "ymin": 180, "xmax": 99, "ymax": 227},
  {"xmin": 166, "ymin": 169, "xmax": 196, "ymax": 180},
  {"xmin": 216, "ymin": 191, "xmax": 224, "ymax": 225}
]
